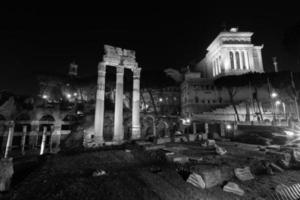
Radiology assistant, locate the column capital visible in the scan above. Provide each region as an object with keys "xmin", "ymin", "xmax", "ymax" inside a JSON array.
[
  {"xmin": 98, "ymin": 62, "xmax": 106, "ymax": 72},
  {"xmin": 132, "ymin": 67, "xmax": 141, "ymax": 78}
]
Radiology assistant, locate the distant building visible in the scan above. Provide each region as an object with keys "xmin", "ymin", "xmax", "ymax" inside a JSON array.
[
  {"xmin": 196, "ymin": 27, "xmax": 264, "ymax": 78},
  {"xmin": 182, "ymin": 28, "xmax": 269, "ymax": 117}
]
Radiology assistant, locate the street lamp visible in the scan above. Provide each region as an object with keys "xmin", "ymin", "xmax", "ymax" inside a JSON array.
[
  {"xmin": 66, "ymin": 93, "xmax": 72, "ymax": 99},
  {"xmin": 42, "ymin": 94, "xmax": 48, "ymax": 99},
  {"xmin": 271, "ymin": 91, "xmax": 278, "ymax": 98}
]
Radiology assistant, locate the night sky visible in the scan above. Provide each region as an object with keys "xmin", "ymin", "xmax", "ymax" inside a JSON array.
[{"xmin": 0, "ymin": 3, "xmax": 299, "ymax": 95}]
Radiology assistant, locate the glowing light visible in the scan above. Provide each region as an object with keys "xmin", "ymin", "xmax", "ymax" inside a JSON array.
[
  {"xmin": 271, "ymin": 92, "xmax": 278, "ymax": 98},
  {"xmin": 42, "ymin": 94, "xmax": 48, "ymax": 99},
  {"xmin": 73, "ymin": 92, "xmax": 78, "ymax": 96},
  {"xmin": 275, "ymin": 100, "xmax": 281, "ymax": 106},
  {"xmin": 186, "ymin": 118, "xmax": 191, "ymax": 124},
  {"xmin": 284, "ymin": 130, "xmax": 295, "ymax": 136},
  {"xmin": 159, "ymin": 98, "xmax": 163, "ymax": 102},
  {"xmin": 226, "ymin": 124, "xmax": 232, "ymax": 130},
  {"xmin": 66, "ymin": 93, "xmax": 72, "ymax": 99}
]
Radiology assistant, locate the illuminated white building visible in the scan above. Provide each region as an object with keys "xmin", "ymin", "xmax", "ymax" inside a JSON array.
[
  {"xmin": 182, "ymin": 28, "xmax": 268, "ymax": 117},
  {"xmin": 196, "ymin": 27, "xmax": 264, "ymax": 78}
]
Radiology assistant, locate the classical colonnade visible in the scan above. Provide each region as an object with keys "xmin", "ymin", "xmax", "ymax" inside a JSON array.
[{"xmin": 94, "ymin": 45, "xmax": 141, "ymax": 143}]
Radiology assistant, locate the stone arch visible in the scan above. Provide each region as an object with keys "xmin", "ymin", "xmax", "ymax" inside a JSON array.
[
  {"xmin": 40, "ymin": 114, "xmax": 55, "ymax": 122},
  {"xmin": 156, "ymin": 120, "xmax": 169, "ymax": 137}
]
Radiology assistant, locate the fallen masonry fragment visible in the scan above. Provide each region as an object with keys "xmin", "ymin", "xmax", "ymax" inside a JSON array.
[
  {"xmin": 234, "ymin": 166, "xmax": 254, "ymax": 181},
  {"xmin": 223, "ymin": 182, "xmax": 245, "ymax": 196}
]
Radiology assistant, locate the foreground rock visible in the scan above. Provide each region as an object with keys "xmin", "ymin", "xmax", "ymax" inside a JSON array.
[{"xmin": 0, "ymin": 158, "xmax": 13, "ymax": 192}]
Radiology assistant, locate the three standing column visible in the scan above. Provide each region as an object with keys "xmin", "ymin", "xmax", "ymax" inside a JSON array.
[
  {"xmin": 94, "ymin": 62, "xmax": 106, "ymax": 143},
  {"xmin": 132, "ymin": 68, "xmax": 141, "ymax": 139},
  {"xmin": 113, "ymin": 67, "xmax": 124, "ymax": 142}
]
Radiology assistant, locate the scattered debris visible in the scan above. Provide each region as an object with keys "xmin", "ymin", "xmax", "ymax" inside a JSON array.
[
  {"xmin": 92, "ymin": 169, "xmax": 107, "ymax": 177},
  {"xmin": 186, "ymin": 173, "xmax": 205, "ymax": 189},
  {"xmin": 277, "ymin": 158, "xmax": 290, "ymax": 169},
  {"xmin": 199, "ymin": 168, "xmax": 222, "ymax": 188},
  {"xmin": 266, "ymin": 145, "xmax": 281, "ymax": 151},
  {"xmin": 188, "ymin": 156, "xmax": 203, "ymax": 162},
  {"xmin": 156, "ymin": 137, "xmax": 171, "ymax": 144},
  {"xmin": 206, "ymin": 139, "xmax": 216, "ymax": 146},
  {"xmin": 234, "ymin": 166, "xmax": 254, "ymax": 181},
  {"xmin": 0, "ymin": 158, "xmax": 13, "ymax": 192},
  {"xmin": 215, "ymin": 144, "xmax": 227, "ymax": 155},
  {"xmin": 188, "ymin": 134, "xmax": 198, "ymax": 142},
  {"xmin": 223, "ymin": 182, "xmax": 245, "ymax": 196},
  {"xmin": 149, "ymin": 166, "xmax": 162, "ymax": 173},
  {"xmin": 166, "ymin": 154, "xmax": 189, "ymax": 164},
  {"xmin": 144, "ymin": 144, "xmax": 166, "ymax": 151},
  {"xmin": 269, "ymin": 162, "xmax": 284, "ymax": 173},
  {"xmin": 125, "ymin": 149, "xmax": 131, "ymax": 153},
  {"xmin": 271, "ymin": 183, "xmax": 300, "ymax": 200},
  {"xmin": 258, "ymin": 146, "xmax": 266, "ymax": 151},
  {"xmin": 292, "ymin": 149, "xmax": 300, "ymax": 163},
  {"xmin": 275, "ymin": 184, "xmax": 288, "ymax": 194}
]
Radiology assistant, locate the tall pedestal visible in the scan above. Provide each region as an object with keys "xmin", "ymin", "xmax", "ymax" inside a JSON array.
[
  {"xmin": 94, "ymin": 62, "xmax": 106, "ymax": 143},
  {"xmin": 113, "ymin": 67, "xmax": 124, "ymax": 142},
  {"xmin": 132, "ymin": 68, "xmax": 141, "ymax": 139}
]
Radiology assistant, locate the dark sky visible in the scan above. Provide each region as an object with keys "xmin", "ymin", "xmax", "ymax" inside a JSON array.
[{"xmin": 0, "ymin": 3, "xmax": 300, "ymax": 95}]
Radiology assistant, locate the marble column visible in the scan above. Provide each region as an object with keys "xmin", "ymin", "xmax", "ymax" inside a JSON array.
[
  {"xmin": 4, "ymin": 121, "xmax": 14, "ymax": 158},
  {"xmin": 132, "ymin": 67, "xmax": 141, "ymax": 140},
  {"xmin": 40, "ymin": 126, "xmax": 47, "ymax": 155},
  {"xmin": 94, "ymin": 62, "xmax": 106, "ymax": 143},
  {"xmin": 192, "ymin": 122, "xmax": 197, "ymax": 134},
  {"xmin": 21, "ymin": 125, "xmax": 27, "ymax": 155},
  {"xmin": 113, "ymin": 67, "xmax": 124, "ymax": 142}
]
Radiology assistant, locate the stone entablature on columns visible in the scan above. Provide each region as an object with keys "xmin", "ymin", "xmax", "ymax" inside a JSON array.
[{"xmin": 92, "ymin": 45, "xmax": 141, "ymax": 146}]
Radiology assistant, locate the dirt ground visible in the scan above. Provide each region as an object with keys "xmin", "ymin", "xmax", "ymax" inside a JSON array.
[{"xmin": 3, "ymin": 141, "xmax": 300, "ymax": 200}]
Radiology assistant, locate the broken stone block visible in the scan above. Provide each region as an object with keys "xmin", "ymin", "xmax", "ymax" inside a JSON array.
[
  {"xmin": 266, "ymin": 145, "xmax": 281, "ymax": 151},
  {"xmin": 223, "ymin": 182, "xmax": 244, "ymax": 196},
  {"xmin": 271, "ymin": 183, "xmax": 300, "ymax": 200},
  {"xmin": 144, "ymin": 144, "xmax": 165, "ymax": 151},
  {"xmin": 293, "ymin": 149, "xmax": 300, "ymax": 163},
  {"xmin": 186, "ymin": 173, "xmax": 205, "ymax": 189},
  {"xmin": 156, "ymin": 137, "xmax": 171, "ymax": 144},
  {"xmin": 188, "ymin": 156, "xmax": 203, "ymax": 162},
  {"xmin": 266, "ymin": 150, "xmax": 291, "ymax": 163},
  {"xmin": 207, "ymin": 139, "xmax": 216, "ymax": 146},
  {"xmin": 166, "ymin": 154, "xmax": 189, "ymax": 164},
  {"xmin": 234, "ymin": 166, "xmax": 254, "ymax": 181},
  {"xmin": 188, "ymin": 134, "xmax": 198, "ymax": 142},
  {"xmin": 215, "ymin": 144, "xmax": 227, "ymax": 155},
  {"xmin": 92, "ymin": 169, "xmax": 107, "ymax": 177},
  {"xmin": 269, "ymin": 162, "xmax": 284, "ymax": 173},
  {"xmin": 0, "ymin": 158, "xmax": 14, "ymax": 192},
  {"xmin": 199, "ymin": 168, "xmax": 222, "ymax": 188}
]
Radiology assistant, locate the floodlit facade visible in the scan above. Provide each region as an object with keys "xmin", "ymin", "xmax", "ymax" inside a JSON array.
[
  {"xmin": 182, "ymin": 28, "xmax": 269, "ymax": 117},
  {"xmin": 195, "ymin": 27, "xmax": 264, "ymax": 78}
]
